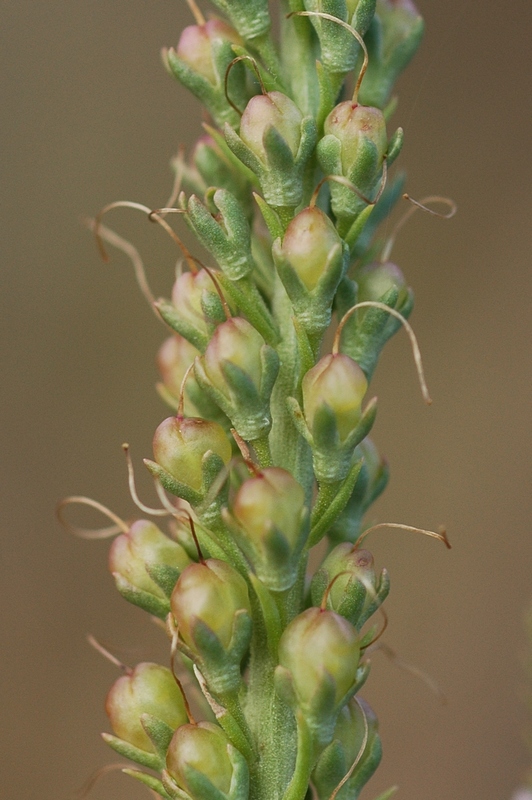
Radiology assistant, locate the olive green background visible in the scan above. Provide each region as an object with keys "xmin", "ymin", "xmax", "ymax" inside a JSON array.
[{"xmin": 1, "ymin": 1, "xmax": 531, "ymax": 798}]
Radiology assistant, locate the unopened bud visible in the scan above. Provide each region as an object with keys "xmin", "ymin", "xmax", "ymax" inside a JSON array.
[
  {"xmin": 311, "ymin": 543, "xmax": 389, "ymax": 628},
  {"xmin": 303, "ymin": 353, "xmax": 368, "ymax": 443},
  {"xmin": 355, "ymin": 260, "xmax": 408, "ymax": 305},
  {"xmin": 177, "ymin": 20, "xmax": 241, "ymax": 86},
  {"xmin": 152, "ymin": 415, "xmax": 232, "ymax": 494},
  {"xmin": 280, "ymin": 206, "xmax": 343, "ymax": 291},
  {"xmin": 228, "ymin": 467, "xmax": 307, "ymax": 590},
  {"xmin": 324, "ymin": 101, "xmax": 387, "ymax": 178},
  {"xmin": 171, "ymin": 558, "xmax": 252, "ymax": 693},
  {"xmin": 157, "ymin": 334, "xmax": 200, "ymax": 410},
  {"xmin": 166, "ymin": 721, "xmax": 248, "ymax": 800},
  {"xmin": 196, "ymin": 317, "xmax": 279, "ymax": 440},
  {"xmin": 106, "ymin": 663, "xmax": 188, "ymax": 753},
  {"xmin": 313, "ymin": 698, "xmax": 382, "ymax": 799},
  {"xmin": 109, "ymin": 520, "xmax": 190, "ymax": 599},
  {"xmin": 170, "ymin": 268, "xmax": 230, "ymax": 342},
  {"xmin": 240, "ymin": 92, "xmax": 303, "ymax": 163}
]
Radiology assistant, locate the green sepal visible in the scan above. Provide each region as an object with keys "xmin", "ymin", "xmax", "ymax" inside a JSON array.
[
  {"xmin": 112, "ymin": 573, "xmax": 170, "ymax": 620},
  {"xmin": 286, "ymin": 396, "xmax": 314, "ymax": 447},
  {"xmin": 101, "ymin": 732, "xmax": 163, "ymax": 771},
  {"xmin": 311, "ymin": 568, "xmax": 367, "ymax": 628},
  {"xmin": 386, "ymin": 127, "xmax": 404, "ymax": 166},
  {"xmin": 123, "ymin": 768, "xmax": 173, "ymax": 799},
  {"xmin": 184, "ymin": 191, "xmax": 255, "ymax": 282},
  {"xmin": 308, "ymin": 459, "xmax": 364, "ymax": 547},
  {"xmin": 304, "ymin": 0, "xmax": 371, "ymax": 76},
  {"xmin": 192, "ymin": 609, "xmax": 252, "ymax": 695},
  {"xmin": 355, "ymin": 567, "xmax": 390, "ymax": 629},
  {"xmin": 143, "ymin": 460, "xmax": 204, "ymax": 507},
  {"xmin": 210, "ymin": 0, "xmax": 271, "ymax": 40},
  {"xmin": 253, "ymin": 192, "xmax": 284, "ymax": 240},
  {"xmin": 141, "ymin": 713, "xmax": 176, "ymax": 761},
  {"xmin": 145, "ymin": 563, "xmax": 181, "ymax": 599},
  {"xmin": 352, "ymin": 0, "xmax": 378, "ymax": 36},
  {"xmin": 231, "ymin": 43, "xmax": 280, "ymax": 93},
  {"xmin": 162, "ymin": 769, "xmax": 193, "ymax": 800},
  {"xmin": 316, "ymin": 61, "xmax": 336, "ymax": 132},
  {"xmin": 344, "ymin": 203, "xmax": 376, "ymax": 251},
  {"xmin": 203, "ymin": 123, "xmax": 259, "ymax": 188},
  {"xmin": 155, "ymin": 299, "xmax": 209, "ymax": 352},
  {"xmin": 372, "ymin": 787, "xmax": 399, "ymax": 800}
]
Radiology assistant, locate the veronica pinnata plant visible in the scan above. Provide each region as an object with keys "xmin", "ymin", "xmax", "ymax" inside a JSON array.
[{"xmin": 61, "ymin": 2, "xmax": 456, "ymax": 798}]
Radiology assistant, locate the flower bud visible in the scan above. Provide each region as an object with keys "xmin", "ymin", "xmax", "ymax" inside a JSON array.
[
  {"xmin": 239, "ymin": 92, "xmax": 303, "ymax": 164},
  {"xmin": 195, "ymin": 317, "xmax": 279, "ymax": 440},
  {"xmin": 171, "ymin": 558, "xmax": 250, "ymax": 651},
  {"xmin": 229, "ymin": 467, "xmax": 307, "ymax": 590},
  {"xmin": 312, "ymin": 698, "xmax": 382, "ymax": 799},
  {"xmin": 170, "ymin": 269, "xmax": 230, "ymax": 344},
  {"xmin": 166, "ymin": 722, "xmax": 248, "ymax": 800},
  {"xmin": 280, "ymin": 206, "xmax": 343, "ymax": 292},
  {"xmin": 324, "ymin": 101, "xmax": 387, "ymax": 178},
  {"xmin": 303, "ymin": 353, "xmax": 368, "ymax": 443},
  {"xmin": 106, "ymin": 663, "xmax": 188, "ymax": 753},
  {"xmin": 177, "ymin": 20, "xmax": 241, "ymax": 86},
  {"xmin": 279, "ymin": 608, "xmax": 360, "ymax": 707},
  {"xmin": 109, "ymin": 520, "xmax": 190, "ymax": 599},
  {"xmin": 359, "ymin": 0, "xmax": 424, "ymax": 108},
  {"xmin": 157, "ymin": 334, "xmax": 200, "ymax": 411},
  {"xmin": 204, "ymin": 317, "xmax": 264, "ymax": 396},
  {"xmin": 355, "ymin": 259, "xmax": 408, "ymax": 305},
  {"xmin": 152, "ymin": 415, "xmax": 232, "ymax": 495},
  {"xmin": 311, "ymin": 543, "xmax": 389, "ymax": 629}
]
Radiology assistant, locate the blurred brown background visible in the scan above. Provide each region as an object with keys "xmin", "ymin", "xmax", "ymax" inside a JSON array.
[{"xmin": 1, "ymin": 1, "xmax": 531, "ymax": 798}]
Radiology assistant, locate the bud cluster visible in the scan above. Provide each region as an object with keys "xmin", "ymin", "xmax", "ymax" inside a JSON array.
[{"xmin": 80, "ymin": 2, "xmax": 446, "ymax": 799}]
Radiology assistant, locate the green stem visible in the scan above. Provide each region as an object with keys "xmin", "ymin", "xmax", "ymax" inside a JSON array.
[
  {"xmin": 252, "ymin": 33, "xmax": 285, "ymax": 88},
  {"xmin": 281, "ymin": 712, "xmax": 313, "ymax": 800},
  {"xmin": 251, "ymin": 433, "xmax": 273, "ymax": 468}
]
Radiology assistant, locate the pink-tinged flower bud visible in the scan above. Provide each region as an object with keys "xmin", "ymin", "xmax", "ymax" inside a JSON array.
[
  {"xmin": 171, "ymin": 269, "xmax": 229, "ymax": 338},
  {"xmin": 109, "ymin": 520, "xmax": 190, "ymax": 598},
  {"xmin": 152, "ymin": 416, "xmax": 232, "ymax": 493},
  {"xmin": 176, "ymin": 19, "xmax": 241, "ymax": 86},
  {"xmin": 157, "ymin": 335, "xmax": 200, "ymax": 405},
  {"xmin": 166, "ymin": 722, "xmax": 235, "ymax": 798},
  {"xmin": 355, "ymin": 260, "xmax": 408, "ymax": 304},
  {"xmin": 233, "ymin": 467, "xmax": 305, "ymax": 551},
  {"xmin": 278, "ymin": 607, "xmax": 360, "ymax": 708},
  {"xmin": 302, "ymin": 353, "xmax": 368, "ymax": 442},
  {"xmin": 203, "ymin": 317, "xmax": 264, "ymax": 396},
  {"xmin": 171, "ymin": 558, "xmax": 251, "ymax": 652},
  {"xmin": 106, "ymin": 663, "xmax": 188, "ymax": 753},
  {"xmin": 324, "ymin": 101, "xmax": 387, "ymax": 177},
  {"xmin": 239, "ymin": 91, "xmax": 303, "ymax": 163},
  {"xmin": 280, "ymin": 207, "xmax": 343, "ymax": 291},
  {"xmin": 311, "ymin": 542, "xmax": 389, "ymax": 629}
]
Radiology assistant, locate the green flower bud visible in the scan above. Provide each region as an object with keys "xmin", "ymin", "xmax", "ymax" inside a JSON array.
[
  {"xmin": 355, "ymin": 260, "xmax": 408, "ymax": 305},
  {"xmin": 359, "ymin": 0, "xmax": 424, "ymax": 109},
  {"xmin": 170, "ymin": 269, "xmax": 230, "ymax": 345},
  {"xmin": 192, "ymin": 136, "xmax": 252, "ymax": 208},
  {"xmin": 280, "ymin": 206, "xmax": 343, "ymax": 292},
  {"xmin": 303, "ymin": 353, "xmax": 368, "ymax": 443},
  {"xmin": 302, "ymin": 0, "xmax": 376, "ymax": 76},
  {"xmin": 195, "ymin": 317, "xmax": 279, "ymax": 440},
  {"xmin": 276, "ymin": 607, "xmax": 361, "ymax": 745},
  {"xmin": 240, "ymin": 92, "xmax": 303, "ymax": 164},
  {"xmin": 166, "ymin": 721, "xmax": 248, "ymax": 800},
  {"xmin": 228, "ymin": 467, "xmax": 307, "ymax": 591},
  {"xmin": 165, "ymin": 21, "xmax": 247, "ymax": 128},
  {"xmin": 109, "ymin": 520, "xmax": 190, "ymax": 599},
  {"xmin": 177, "ymin": 20, "xmax": 241, "ymax": 86},
  {"xmin": 324, "ymin": 102, "xmax": 387, "ymax": 179},
  {"xmin": 311, "ymin": 542, "xmax": 389, "ymax": 629},
  {"xmin": 106, "ymin": 663, "xmax": 188, "ymax": 754},
  {"xmin": 224, "ymin": 92, "xmax": 316, "ymax": 208},
  {"xmin": 312, "ymin": 698, "xmax": 382, "ymax": 799},
  {"xmin": 171, "ymin": 559, "xmax": 252, "ymax": 693},
  {"xmin": 151, "ymin": 415, "xmax": 232, "ymax": 497}
]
